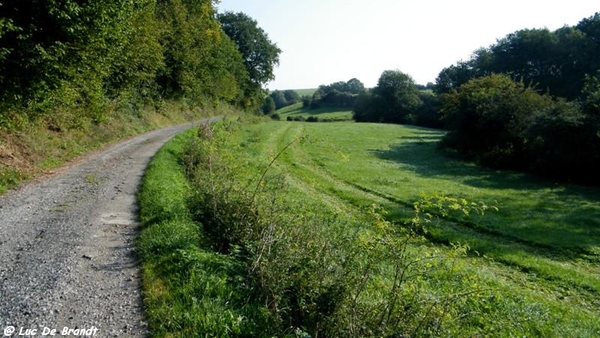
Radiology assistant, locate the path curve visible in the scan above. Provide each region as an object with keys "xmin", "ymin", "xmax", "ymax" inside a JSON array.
[{"xmin": 0, "ymin": 119, "xmax": 214, "ymax": 337}]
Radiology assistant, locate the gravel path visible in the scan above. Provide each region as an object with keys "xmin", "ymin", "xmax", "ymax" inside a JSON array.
[{"xmin": 0, "ymin": 119, "xmax": 211, "ymax": 337}]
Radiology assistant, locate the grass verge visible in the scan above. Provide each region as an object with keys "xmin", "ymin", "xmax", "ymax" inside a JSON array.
[
  {"xmin": 0, "ymin": 100, "xmax": 232, "ymax": 194},
  {"xmin": 137, "ymin": 127, "xmax": 271, "ymax": 337}
]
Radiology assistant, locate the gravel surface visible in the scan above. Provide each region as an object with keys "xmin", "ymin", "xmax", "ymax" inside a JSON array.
[{"xmin": 0, "ymin": 119, "xmax": 212, "ymax": 337}]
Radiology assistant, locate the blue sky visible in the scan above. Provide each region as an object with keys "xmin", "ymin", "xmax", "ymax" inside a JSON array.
[{"xmin": 216, "ymin": 0, "xmax": 599, "ymax": 90}]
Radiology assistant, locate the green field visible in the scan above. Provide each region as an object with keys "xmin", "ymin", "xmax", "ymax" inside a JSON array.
[
  {"xmin": 140, "ymin": 117, "xmax": 600, "ymax": 337},
  {"xmin": 276, "ymin": 102, "xmax": 354, "ymax": 121},
  {"xmin": 291, "ymin": 88, "xmax": 318, "ymax": 97},
  {"xmin": 232, "ymin": 121, "xmax": 600, "ymax": 335}
]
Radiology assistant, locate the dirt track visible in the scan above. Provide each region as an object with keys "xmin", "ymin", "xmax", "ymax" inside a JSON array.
[{"xmin": 0, "ymin": 120, "xmax": 212, "ymax": 337}]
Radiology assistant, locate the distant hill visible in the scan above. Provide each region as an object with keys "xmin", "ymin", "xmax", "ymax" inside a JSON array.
[{"xmin": 292, "ymin": 88, "xmax": 318, "ymax": 97}]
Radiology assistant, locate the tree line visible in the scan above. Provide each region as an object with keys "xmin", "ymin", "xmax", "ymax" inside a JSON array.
[
  {"xmin": 345, "ymin": 13, "xmax": 599, "ymax": 184},
  {"xmin": 0, "ymin": 1, "xmax": 280, "ymax": 129}
]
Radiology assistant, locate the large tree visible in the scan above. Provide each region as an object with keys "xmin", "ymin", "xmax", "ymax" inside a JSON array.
[
  {"xmin": 373, "ymin": 70, "xmax": 422, "ymax": 123},
  {"xmin": 353, "ymin": 70, "xmax": 422, "ymax": 124},
  {"xmin": 218, "ymin": 11, "xmax": 281, "ymax": 108}
]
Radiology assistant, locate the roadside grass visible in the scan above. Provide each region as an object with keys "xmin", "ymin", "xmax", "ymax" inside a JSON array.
[
  {"xmin": 276, "ymin": 102, "xmax": 353, "ymax": 121},
  {"xmin": 137, "ymin": 128, "xmax": 272, "ymax": 337},
  {"xmin": 0, "ymin": 100, "xmax": 228, "ymax": 195},
  {"xmin": 141, "ymin": 117, "xmax": 600, "ymax": 336}
]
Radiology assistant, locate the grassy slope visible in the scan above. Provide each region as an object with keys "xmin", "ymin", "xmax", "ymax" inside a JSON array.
[
  {"xmin": 276, "ymin": 102, "xmax": 353, "ymax": 121},
  {"xmin": 291, "ymin": 88, "xmax": 317, "ymax": 97},
  {"xmin": 240, "ymin": 121, "xmax": 600, "ymax": 336},
  {"xmin": 140, "ymin": 118, "xmax": 600, "ymax": 336},
  {"xmin": 0, "ymin": 101, "xmax": 226, "ymax": 194}
]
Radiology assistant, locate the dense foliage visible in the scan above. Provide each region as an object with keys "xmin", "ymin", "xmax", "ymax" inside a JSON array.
[
  {"xmin": 265, "ymin": 89, "xmax": 300, "ymax": 111},
  {"xmin": 0, "ymin": 1, "xmax": 280, "ymax": 129},
  {"xmin": 435, "ymin": 13, "xmax": 600, "ymax": 99},
  {"xmin": 435, "ymin": 13, "xmax": 600, "ymax": 184},
  {"xmin": 353, "ymin": 70, "xmax": 437, "ymax": 126},
  {"xmin": 306, "ymin": 78, "xmax": 366, "ymax": 109},
  {"xmin": 440, "ymin": 74, "xmax": 600, "ymax": 183},
  {"xmin": 218, "ymin": 11, "xmax": 282, "ymax": 109}
]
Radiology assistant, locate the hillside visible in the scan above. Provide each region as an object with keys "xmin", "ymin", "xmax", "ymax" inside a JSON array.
[{"xmin": 139, "ymin": 117, "xmax": 600, "ymax": 336}]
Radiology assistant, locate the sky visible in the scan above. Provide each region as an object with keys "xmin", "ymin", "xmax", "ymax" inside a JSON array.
[{"xmin": 216, "ymin": 0, "xmax": 599, "ymax": 90}]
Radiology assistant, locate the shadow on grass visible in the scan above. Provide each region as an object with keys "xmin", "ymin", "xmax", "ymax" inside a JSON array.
[{"xmin": 371, "ymin": 128, "xmax": 600, "ymax": 260}]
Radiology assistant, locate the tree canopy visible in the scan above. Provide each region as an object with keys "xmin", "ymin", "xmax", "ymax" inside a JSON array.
[
  {"xmin": 0, "ymin": 1, "xmax": 275, "ymax": 127},
  {"xmin": 353, "ymin": 70, "xmax": 422, "ymax": 124},
  {"xmin": 433, "ymin": 13, "xmax": 600, "ymax": 183},
  {"xmin": 307, "ymin": 78, "xmax": 366, "ymax": 109},
  {"xmin": 218, "ymin": 11, "xmax": 281, "ymax": 108},
  {"xmin": 435, "ymin": 13, "xmax": 600, "ymax": 100}
]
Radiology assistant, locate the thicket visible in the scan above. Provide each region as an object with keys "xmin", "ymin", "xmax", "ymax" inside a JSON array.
[
  {"xmin": 264, "ymin": 90, "xmax": 300, "ymax": 112},
  {"xmin": 350, "ymin": 13, "xmax": 600, "ymax": 184},
  {"xmin": 435, "ymin": 13, "xmax": 600, "ymax": 100},
  {"xmin": 0, "ymin": 1, "xmax": 280, "ymax": 131},
  {"xmin": 353, "ymin": 70, "xmax": 441, "ymax": 128},
  {"xmin": 179, "ymin": 118, "xmax": 496, "ymax": 337},
  {"xmin": 306, "ymin": 78, "xmax": 366, "ymax": 109},
  {"xmin": 440, "ymin": 73, "xmax": 600, "ymax": 183}
]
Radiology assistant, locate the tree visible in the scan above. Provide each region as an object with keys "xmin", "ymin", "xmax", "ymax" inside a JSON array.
[
  {"xmin": 0, "ymin": 0, "xmax": 145, "ymax": 116},
  {"xmin": 435, "ymin": 14, "xmax": 600, "ymax": 100},
  {"xmin": 440, "ymin": 74, "xmax": 553, "ymax": 168},
  {"xmin": 218, "ymin": 11, "xmax": 281, "ymax": 108},
  {"xmin": 302, "ymin": 95, "xmax": 312, "ymax": 108},
  {"xmin": 309, "ymin": 78, "xmax": 365, "ymax": 108},
  {"xmin": 373, "ymin": 70, "xmax": 422, "ymax": 123},
  {"xmin": 269, "ymin": 90, "xmax": 288, "ymax": 109},
  {"xmin": 346, "ymin": 78, "xmax": 367, "ymax": 94},
  {"xmin": 283, "ymin": 90, "xmax": 300, "ymax": 104},
  {"xmin": 262, "ymin": 96, "xmax": 276, "ymax": 114},
  {"xmin": 155, "ymin": 0, "xmax": 247, "ymax": 104}
]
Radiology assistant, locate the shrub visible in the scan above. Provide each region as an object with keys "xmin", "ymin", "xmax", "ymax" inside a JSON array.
[
  {"xmin": 440, "ymin": 74, "xmax": 553, "ymax": 168},
  {"xmin": 526, "ymin": 99, "xmax": 600, "ymax": 183},
  {"xmin": 301, "ymin": 95, "xmax": 312, "ymax": 108}
]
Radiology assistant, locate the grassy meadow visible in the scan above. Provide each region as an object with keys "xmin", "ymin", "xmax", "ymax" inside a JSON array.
[
  {"xmin": 291, "ymin": 88, "xmax": 318, "ymax": 97},
  {"xmin": 139, "ymin": 116, "xmax": 600, "ymax": 337},
  {"xmin": 276, "ymin": 102, "xmax": 354, "ymax": 121}
]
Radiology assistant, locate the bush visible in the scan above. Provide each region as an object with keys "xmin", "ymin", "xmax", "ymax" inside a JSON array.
[
  {"xmin": 301, "ymin": 95, "xmax": 312, "ymax": 108},
  {"xmin": 526, "ymin": 99, "xmax": 600, "ymax": 183},
  {"xmin": 440, "ymin": 74, "xmax": 553, "ymax": 168},
  {"xmin": 262, "ymin": 96, "xmax": 276, "ymax": 114}
]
